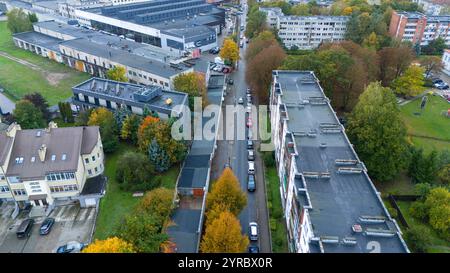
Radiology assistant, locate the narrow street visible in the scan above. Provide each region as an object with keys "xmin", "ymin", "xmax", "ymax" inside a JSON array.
[{"xmin": 210, "ymin": 1, "xmax": 271, "ymax": 253}]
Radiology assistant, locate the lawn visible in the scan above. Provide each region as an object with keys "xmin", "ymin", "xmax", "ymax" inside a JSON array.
[
  {"xmin": 396, "ymin": 201, "xmax": 450, "ymax": 253},
  {"xmin": 400, "ymin": 94, "xmax": 450, "ymax": 153},
  {"xmin": 265, "ymin": 165, "xmax": 288, "ymax": 253},
  {"xmin": 0, "ymin": 22, "xmax": 90, "ymax": 105},
  {"xmin": 93, "ymin": 142, "xmax": 180, "ymax": 240}
]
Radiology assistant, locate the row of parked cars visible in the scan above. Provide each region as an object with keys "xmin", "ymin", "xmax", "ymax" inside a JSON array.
[
  {"xmin": 432, "ymin": 78, "xmax": 449, "ymax": 90},
  {"xmin": 16, "ymin": 217, "xmax": 86, "ymax": 253}
]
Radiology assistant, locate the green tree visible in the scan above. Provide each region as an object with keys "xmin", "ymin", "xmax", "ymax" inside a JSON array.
[
  {"xmin": 87, "ymin": 108, "xmax": 118, "ymax": 153},
  {"xmin": 148, "ymin": 139, "xmax": 170, "ymax": 173},
  {"xmin": 135, "ymin": 187, "xmax": 174, "ymax": 221},
  {"xmin": 404, "ymin": 226, "xmax": 431, "ymax": 253},
  {"xmin": 408, "ymin": 148, "xmax": 440, "ymax": 184},
  {"xmin": 291, "ymin": 4, "xmax": 310, "ymax": 16},
  {"xmin": 114, "ymin": 106, "xmax": 131, "ymax": 130},
  {"xmin": 23, "ymin": 92, "xmax": 51, "ymax": 121},
  {"xmin": 424, "ymin": 187, "xmax": 450, "ymax": 234},
  {"xmin": 6, "ymin": 8, "xmax": 33, "ymax": 34},
  {"xmin": 245, "ymin": 10, "xmax": 267, "ymax": 38},
  {"xmin": 106, "ymin": 66, "xmax": 128, "ymax": 82},
  {"xmin": 391, "ymin": 65, "xmax": 425, "ymax": 97},
  {"xmin": 13, "ymin": 100, "xmax": 45, "ymax": 129},
  {"xmin": 438, "ymin": 164, "xmax": 450, "ymax": 185},
  {"xmin": 347, "ymin": 82, "xmax": 408, "ymax": 181},
  {"xmin": 58, "ymin": 102, "xmax": 74, "ymax": 123},
  {"xmin": 173, "ymin": 72, "xmax": 207, "ymax": 109},
  {"xmin": 116, "ymin": 151, "xmax": 158, "ymax": 191},
  {"xmin": 421, "ymin": 37, "xmax": 447, "ymax": 55},
  {"xmin": 120, "ymin": 114, "xmax": 141, "ymax": 144},
  {"xmin": 75, "ymin": 108, "xmax": 93, "ymax": 126},
  {"xmin": 28, "ymin": 13, "xmax": 38, "ymax": 23}
]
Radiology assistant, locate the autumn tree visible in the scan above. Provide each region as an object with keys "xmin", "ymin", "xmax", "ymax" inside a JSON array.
[
  {"xmin": 206, "ymin": 167, "xmax": 247, "ymax": 218},
  {"xmin": 424, "ymin": 187, "xmax": 450, "ymax": 235},
  {"xmin": 378, "ymin": 45, "xmax": 415, "ymax": 86},
  {"xmin": 421, "ymin": 37, "xmax": 447, "ymax": 55},
  {"xmin": 120, "ymin": 114, "xmax": 141, "ymax": 144},
  {"xmin": 106, "ymin": 66, "xmax": 128, "ymax": 82},
  {"xmin": 200, "ymin": 210, "xmax": 249, "ymax": 253},
  {"xmin": 88, "ymin": 107, "xmax": 118, "ymax": 153},
  {"xmin": 290, "ymin": 3, "xmax": 310, "ymax": 16},
  {"xmin": 13, "ymin": 100, "xmax": 46, "ymax": 129},
  {"xmin": 135, "ymin": 187, "xmax": 174, "ymax": 221},
  {"xmin": 245, "ymin": 31, "xmax": 278, "ymax": 62},
  {"xmin": 173, "ymin": 72, "xmax": 207, "ymax": 108},
  {"xmin": 58, "ymin": 102, "xmax": 74, "ymax": 123},
  {"xmin": 82, "ymin": 237, "xmax": 135, "ymax": 253},
  {"xmin": 347, "ymin": 82, "xmax": 408, "ymax": 181},
  {"xmin": 75, "ymin": 108, "xmax": 93, "ymax": 126},
  {"xmin": 6, "ymin": 8, "xmax": 33, "ymax": 33},
  {"xmin": 391, "ymin": 65, "xmax": 425, "ymax": 97},
  {"xmin": 420, "ymin": 56, "xmax": 443, "ymax": 78},
  {"xmin": 137, "ymin": 115, "xmax": 160, "ymax": 151},
  {"xmin": 220, "ymin": 38, "xmax": 239, "ymax": 66},
  {"xmin": 245, "ymin": 10, "xmax": 267, "ymax": 38},
  {"xmin": 23, "ymin": 92, "xmax": 51, "ymax": 121},
  {"xmin": 116, "ymin": 151, "xmax": 157, "ymax": 191}
]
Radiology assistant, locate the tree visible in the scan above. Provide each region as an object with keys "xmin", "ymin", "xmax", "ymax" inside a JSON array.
[
  {"xmin": 378, "ymin": 46, "xmax": 415, "ymax": 86},
  {"xmin": 120, "ymin": 114, "xmax": 141, "ymax": 144},
  {"xmin": 88, "ymin": 107, "xmax": 118, "ymax": 153},
  {"xmin": 220, "ymin": 38, "xmax": 239, "ymax": 66},
  {"xmin": 58, "ymin": 102, "xmax": 74, "ymax": 123},
  {"xmin": 82, "ymin": 237, "xmax": 135, "ymax": 253},
  {"xmin": 200, "ymin": 210, "xmax": 249, "ymax": 253},
  {"xmin": 421, "ymin": 37, "xmax": 447, "ymax": 55},
  {"xmin": 245, "ymin": 10, "xmax": 267, "ymax": 38},
  {"xmin": 246, "ymin": 43, "xmax": 286, "ymax": 104},
  {"xmin": 116, "ymin": 151, "xmax": 158, "ymax": 191},
  {"xmin": 404, "ymin": 226, "xmax": 431, "ymax": 253},
  {"xmin": 116, "ymin": 212, "xmax": 168, "ymax": 253},
  {"xmin": 137, "ymin": 116, "xmax": 160, "ymax": 151},
  {"xmin": 106, "ymin": 66, "xmax": 128, "ymax": 82},
  {"xmin": 148, "ymin": 139, "xmax": 171, "ymax": 173},
  {"xmin": 391, "ymin": 65, "xmax": 425, "ymax": 97},
  {"xmin": 6, "ymin": 8, "xmax": 33, "ymax": 34},
  {"xmin": 114, "ymin": 106, "xmax": 131, "ymax": 130},
  {"xmin": 28, "ymin": 13, "xmax": 38, "ymax": 23},
  {"xmin": 245, "ymin": 31, "xmax": 277, "ymax": 62},
  {"xmin": 291, "ymin": 4, "xmax": 310, "ymax": 16},
  {"xmin": 438, "ymin": 164, "xmax": 450, "ymax": 185},
  {"xmin": 424, "ymin": 187, "xmax": 450, "ymax": 234},
  {"xmin": 173, "ymin": 72, "xmax": 207, "ymax": 108},
  {"xmin": 13, "ymin": 100, "xmax": 45, "ymax": 129},
  {"xmin": 75, "ymin": 108, "xmax": 93, "ymax": 126},
  {"xmin": 346, "ymin": 82, "xmax": 408, "ymax": 181},
  {"xmin": 135, "ymin": 187, "xmax": 174, "ymax": 221},
  {"xmin": 420, "ymin": 56, "xmax": 443, "ymax": 78},
  {"xmin": 23, "ymin": 92, "xmax": 50, "ymax": 121},
  {"xmin": 206, "ymin": 168, "xmax": 247, "ymax": 217},
  {"xmin": 408, "ymin": 148, "xmax": 440, "ymax": 184}
]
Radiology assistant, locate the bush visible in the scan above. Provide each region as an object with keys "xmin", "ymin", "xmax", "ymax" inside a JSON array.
[
  {"xmin": 116, "ymin": 152, "xmax": 158, "ymax": 191},
  {"xmin": 404, "ymin": 226, "xmax": 432, "ymax": 253},
  {"xmin": 387, "ymin": 207, "xmax": 398, "ymax": 219},
  {"xmin": 409, "ymin": 201, "xmax": 429, "ymax": 222},
  {"xmin": 262, "ymin": 151, "xmax": 275, "ymax": 167}
]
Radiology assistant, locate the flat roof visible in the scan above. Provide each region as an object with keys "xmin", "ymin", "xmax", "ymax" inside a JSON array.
[
  {"xmin": 167, "ymin": 208, "xmax": 201, "ymax": 253},
  {"xmin": 273, "ymin": 70, "xmax": 409, "ymax": 253},
  {"xmin": 13, "ymin": 31, "xmax": 62, "ymax": 52}
]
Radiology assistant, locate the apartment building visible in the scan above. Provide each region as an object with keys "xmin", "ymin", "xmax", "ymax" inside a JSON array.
[
  {"xmin": 389, "ymin": 11, "xmax": 450, "ymax": 46},
  {"xmin": 12, "ymin": 21, "xmax": 193, "ymax": 90},
  {"xmin": 260, "ymin": 7, "xmax": 348, "ymax": 49},
  {"xmin": 0, "ymin": 122, "xmax": 105, "ymax": 210},
  {"xmin": 413, "ymin": 0, "xmax": 445, "ymax": 15},
  {"xmin": 269, "ymin": 70, "xmax": 409, "ymax": 253},
  {"xmin": 72, "ymin": 77, "xmax": 188, "ymax": 119}
]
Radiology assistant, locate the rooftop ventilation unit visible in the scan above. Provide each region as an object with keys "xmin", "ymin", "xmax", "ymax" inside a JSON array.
[
  {"xmin": 321, "ymin": 128, "xmax": 342, "ymax": 134},
  {"xmin": 319, "ymin": 123, "xmax": 339, "ymax": 128},
  {"xmin": 335, "ymin": 159, "xmax": 359, "ymax": 166},
  {"xmin": 359, "ymin": 215, "xmax": 386, "ymax": 224},
  {"xmin": 320, "ymin": 236, "xmax": 339, "ymax": 244},
  {"xmin": 342, "ymin": 237, "xmax": 357, "ymax": 246},
  {"xmin": 307, "ymin": 129, "xmax": 317, "ymax": 138},
  {"xmin": 303, "ymin": 172, "xmax": 320, "ymax": 179},
  {"xmin": 337, "ymin": 167, "xmax": 363, "ymax": 174},
  {"xmin": 292, "ymin": 131, "xmax": 307, "ymax": 137},
  {"xmin": 365, "ymin": 228, "xmax": 396, "ymax": 237},
  {"xmin": 319, "ymin": 143, "xmax": 327, "ymax": 149},
  {"xmin": 133, "ymin": 86, "xmax": 162, "ymax": 102},
  {"xmin": 320, "ymin": 172, "xmax": 331, "ymax": 179}
]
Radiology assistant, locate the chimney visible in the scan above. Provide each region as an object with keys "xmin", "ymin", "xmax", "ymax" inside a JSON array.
[
  {"xmin": 6, "ymin": 123, "xmax": 21, "ymax": 138},
  {"xmin": 38, "ymin": 144, "xmax": 47, "ymax": 162},
  {"xmin": 48, "ymin": 121, "xmax": 58, "ymax": 130}
]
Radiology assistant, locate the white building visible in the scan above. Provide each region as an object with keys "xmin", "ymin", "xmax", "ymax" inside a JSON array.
[
  {"xmin": 413, "ymin": 0, "xmax": 445, "ymax": 15},
  {"xmin": 442, "ymin": 49, "xmax": 450, "ymax": 74},
  {"xmin": 259, "ymin": 7, "xmax": 349, "ymax": 49}
]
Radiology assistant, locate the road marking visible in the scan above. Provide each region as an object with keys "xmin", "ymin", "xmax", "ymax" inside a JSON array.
[{"xmin": 76, "ymin": 208, "xmax": 88, "ymax": 222}]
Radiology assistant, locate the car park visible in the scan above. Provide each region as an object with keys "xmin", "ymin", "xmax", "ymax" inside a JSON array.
[
  {"xmin": 247, "ymin": 174, "xmax": 256, "ymax": 192},
  {"xmin": 16, "ymin": 219, "xmax": 34, "ymax": 239},
  {"xmin": 39, "ymin": 218, "xmax": 55, "ymax": 235},
  {"xmin": 248, "ymin": 161, "xmax": 255, "ymax": 174},
  {"xmin": 248, "ymin": 150, "xmax": 254, "ymax": 160},
  {"xmin": 247, "ymin": 140, "xmax": 253, "ymax": 149},
  {"xmin": 56, "ymin": 241, "xmax": 86, "ymax": 253},
  {"xmin": 238, "ymin": 97, "xmax": 244, "ymax": 104},
  {"xmin": 248, "ymin": 222, "xmax": 258, "ymax": 241}
]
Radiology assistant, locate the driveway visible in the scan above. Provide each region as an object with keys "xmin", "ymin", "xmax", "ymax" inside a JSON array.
[{"xmin": 0, "ymin": 202, "xmax": 96, "ymax": 253}]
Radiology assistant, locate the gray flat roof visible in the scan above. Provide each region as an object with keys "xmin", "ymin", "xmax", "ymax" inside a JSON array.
[
  {"xmin": 273, "ymin": 70, "xmax": 408, "ymax": 253},
  {"xmin": 167, "ymin": 208, "xmax": 201, "ymax": 253},
  {"xmin": 13, "ymin": 31, "xmax": 62, "ymax": 51}
]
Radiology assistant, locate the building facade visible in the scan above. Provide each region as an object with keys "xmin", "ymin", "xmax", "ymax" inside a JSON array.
[
  {"xmin": 442, "ymin": 49, "xmax": 450, "ymax": 73},
  {"xmin": 389, "ymin": 11, "xmax": 450, "ymax": 46},
  {"xmin": 0, "ymin": 122, "xmax": 105, "ymax": 209},
  {"xmin": 269, "ymin": 70, "xmax": 409, "ymax": 253},
  {"xmin": 260, "ymin": 7, "xmax": 348, "ymax": 49}
]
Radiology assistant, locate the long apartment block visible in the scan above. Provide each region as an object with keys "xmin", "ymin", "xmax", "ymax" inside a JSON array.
[
  {"xmin": 259, "ymin": 7, "xmax": 348, "ymax": 49},
  {"xmin": 269, "ymin": 70, "xmax": 409, "ymax": 253}
]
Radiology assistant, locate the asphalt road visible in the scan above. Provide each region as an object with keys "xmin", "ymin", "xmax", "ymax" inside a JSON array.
[{"xmin": 210, "ymin": 1, "xmax": 271, "ymax": 253}]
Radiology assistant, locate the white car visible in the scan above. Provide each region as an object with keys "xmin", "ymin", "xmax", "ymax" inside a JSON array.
[
  {"xmin": 249, "ymin": 222, "xmax": 258, "ymax": 241},
  {"xmin": 238, "ymin": 97, "xmax": 244, "ymax": 104}
]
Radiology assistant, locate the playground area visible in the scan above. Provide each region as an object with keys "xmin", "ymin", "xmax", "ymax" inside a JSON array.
[{"xmin": 400, "ymin": 92, "xmax": 450, "ymax": 153}]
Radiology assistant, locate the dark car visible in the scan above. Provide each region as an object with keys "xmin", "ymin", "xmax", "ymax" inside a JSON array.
[
  {"xmin": 247, "ymin": 140, "xmax": 253, "ymax": 149},
  {"xmin": 39, "ymin": 218, "xmax": 55, "ymax": 235},
  {"xmin": 248, "ymin": 174, "xmax": 256, "ymax": 192},
  {"xmin": 224, "ymin": 163, "xmax": 232, "ymax": 169},
  {"xmin": 209, "ymin": 47, "xmax": 220, "ymax": 54},
  {"xmin": 228, "ymin": 78, "xmax": 234, "ymax": 85},
  {"xmin": 16, "ymin": 219, "xmax": 34, "ymax": 239},
  {"xmin": 248, "ymin": 245, "xmax": 259, "ymax": 253}
]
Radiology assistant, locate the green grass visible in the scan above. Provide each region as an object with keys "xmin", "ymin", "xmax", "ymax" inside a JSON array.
[
  {"xmin": 374, "ymin": 172, "xmax": 416, "ymax": 196},
  {"xmin": 0, "ymin": 22, "xmax": 90, "ymax": 105},
  {"xmin": 396, "ymin": 201, "xmax": 450, "ymax": 253},
  {"xmin": 400, "ymin": 94, "xmax": 450, "ymax": 153},
  {"xmin": 265, "ymin": 166, "xmax": 288, "ymax": 253},
  {"xmin": 93, "ymin": 142, "xmax": 180, "ymax": 240}
]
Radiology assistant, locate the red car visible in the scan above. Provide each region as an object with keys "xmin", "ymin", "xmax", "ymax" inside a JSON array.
[{"xmin": 246, "ymin": 117, "xmax": 252, "ymax": 127}]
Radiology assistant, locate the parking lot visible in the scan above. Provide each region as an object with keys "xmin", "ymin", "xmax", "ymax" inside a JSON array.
[{"xmin": 0, "ymin": 202, "xmax": 96, "ymax": 253}]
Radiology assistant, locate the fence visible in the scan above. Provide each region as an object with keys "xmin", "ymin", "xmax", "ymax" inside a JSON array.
[{"xmin": 387, "ymin": 195, "xmax": 421, "ymax": 229}]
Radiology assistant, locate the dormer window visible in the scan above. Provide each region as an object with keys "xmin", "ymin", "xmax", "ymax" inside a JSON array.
[
  {"xmin": 31, "ymin": 157, "xmax": 36, "ymax": 162},
  {"xmin": 51, "ymin": 155, "xmax": 56, "ymax": 161},
  {"xmin": 15, "ymin": 157, "xmax": 24, "ymax": 164},
  {"xmin": 62, "ymin": 154, "xmax": 67, "ymax": 161}
]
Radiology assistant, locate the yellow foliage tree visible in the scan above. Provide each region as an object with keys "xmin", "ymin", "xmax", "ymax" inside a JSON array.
[
  {"xmin": 343, "ymin": 6, "xmax": 353, "ymax": 15},
  {"xmin": 219, "ymin": 38, "xmax": 239, "ymax": 65},
  {"xmin": 206, "ymin": 167, "xmax": 247, "ymax": 217},
  {"xmin": 82, "ymin": 237, "xmax": 135, "ymax": 253},
  {"xmin": 200, "ymin": 210, "xmax": 249, "ymax": 253},
  {"xmin": 106, "ymin": 66, "xmax": 128, "ymax": 82}
]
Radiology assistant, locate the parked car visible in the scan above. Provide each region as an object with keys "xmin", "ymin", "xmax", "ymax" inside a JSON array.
[
  {"xmin": 248, "ymin": 245, "xmax": 259, "ymax": 253},
  {"xmin": 246, "ymin": 104, "xmax": 252, "ymax": 113},
  {"xmin": 239, "ymin": 41, "xmax": 244, "ymax": 48},
  {"xmin": 246, "ymin": 87, "xmax": 251, "ymax": 94},
  {"xmin": 238, "ymin": 97, "xmax": 244, "ymax": 104},
  {"xmin": 39, "ymin": 217, "xmax": 55, "ymax": 235},
  {"xmin": 247, "ymin": 140, "xmax": 253, "ymax": 149},
  {"xmin": 248, "ymin": 222, "xmax": 258, "ymax": 241},
  {"xmin": 248, "ymin": 161, "xmax": 255, "ymax": 174},
  {"xmin": 248, "ymin": 174, "xmax": 256, "ymax": 192},
  {"xmin": 209, "ymin": 46, "xmax": 220, "ymax": 54},
  {"xmin": 247, "ymin": 128, "xmax": 253, "ymax": 140},
  {"xmin": 16, "ymin": 219, "xmax": 34, "ymax": 239},
  {"xmin": 228, "ymin": 78, "xmax": 234, "ymax": 85},
  {"xmin": 246, "ymin": 117, "xmax": 252, "ymax": 127},
  {"xmin": 56, "ymin": 241, "xmax": 86, "ymax": 253},
  {"xmin": 248, "ymin": 150, "xmax": 254, "ymax": 161}
]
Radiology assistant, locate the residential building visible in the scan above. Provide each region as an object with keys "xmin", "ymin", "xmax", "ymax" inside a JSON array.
[
  {"xmin": 71, "ymin": 77, "xmax": 188, "ymax": 119},
  {"xmin": 389, "ymin": 11, "xmax": 450, "ymax": 46},
  {"xmin": 0, "ymin": 122, "xmax": 105, "ymax": 210},
  {"xmin": 12, "ymin": 20, "xmax": 193, "ymax": 90},
  {"xmin": 259, "ymin": 7, "xmax": 348, "ymax": 49},
  {"xmin": 442, "ymin": 49, "xmax": 450, "ymax": 74},
  {"xmin": 413, "ymin": 0, "xmax": 445, "ymax": 15},
  {"xmin": 74, "ymin": 0, "xmax": 225, "ymax": 52},
  {"xmin": 269, "ymin": 70, "xmax": 409, "ymax": 253}
]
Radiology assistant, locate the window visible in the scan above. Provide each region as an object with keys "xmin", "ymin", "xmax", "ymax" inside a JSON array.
[
  {"xmin": 51, "ymin": 155, "xmax": 56, "ymax": 161},
  {"xmin": 85, "ymin": 158, "xmax": 89, "ymax": 164},
  {"xmin": 88, "ymin": 169, "xmax": 92, "ymax": 175},
  {"xmin": 92, "ymin": 155, "xmax": 96, "ymax": 162},
  {"xmin": 0, "ymin": 186, "xmax": 9, "ymax": 192},
  {"xmin": 13, "ymin": 189, "xmax": 26, "ymax": 196},
  {"xmin": 62, "ymin": 154, "xmax": 67, "ymax": 161},
  {"xmin": 95, "ymin": 167, "xmax": 98, "ymax": 173}
]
